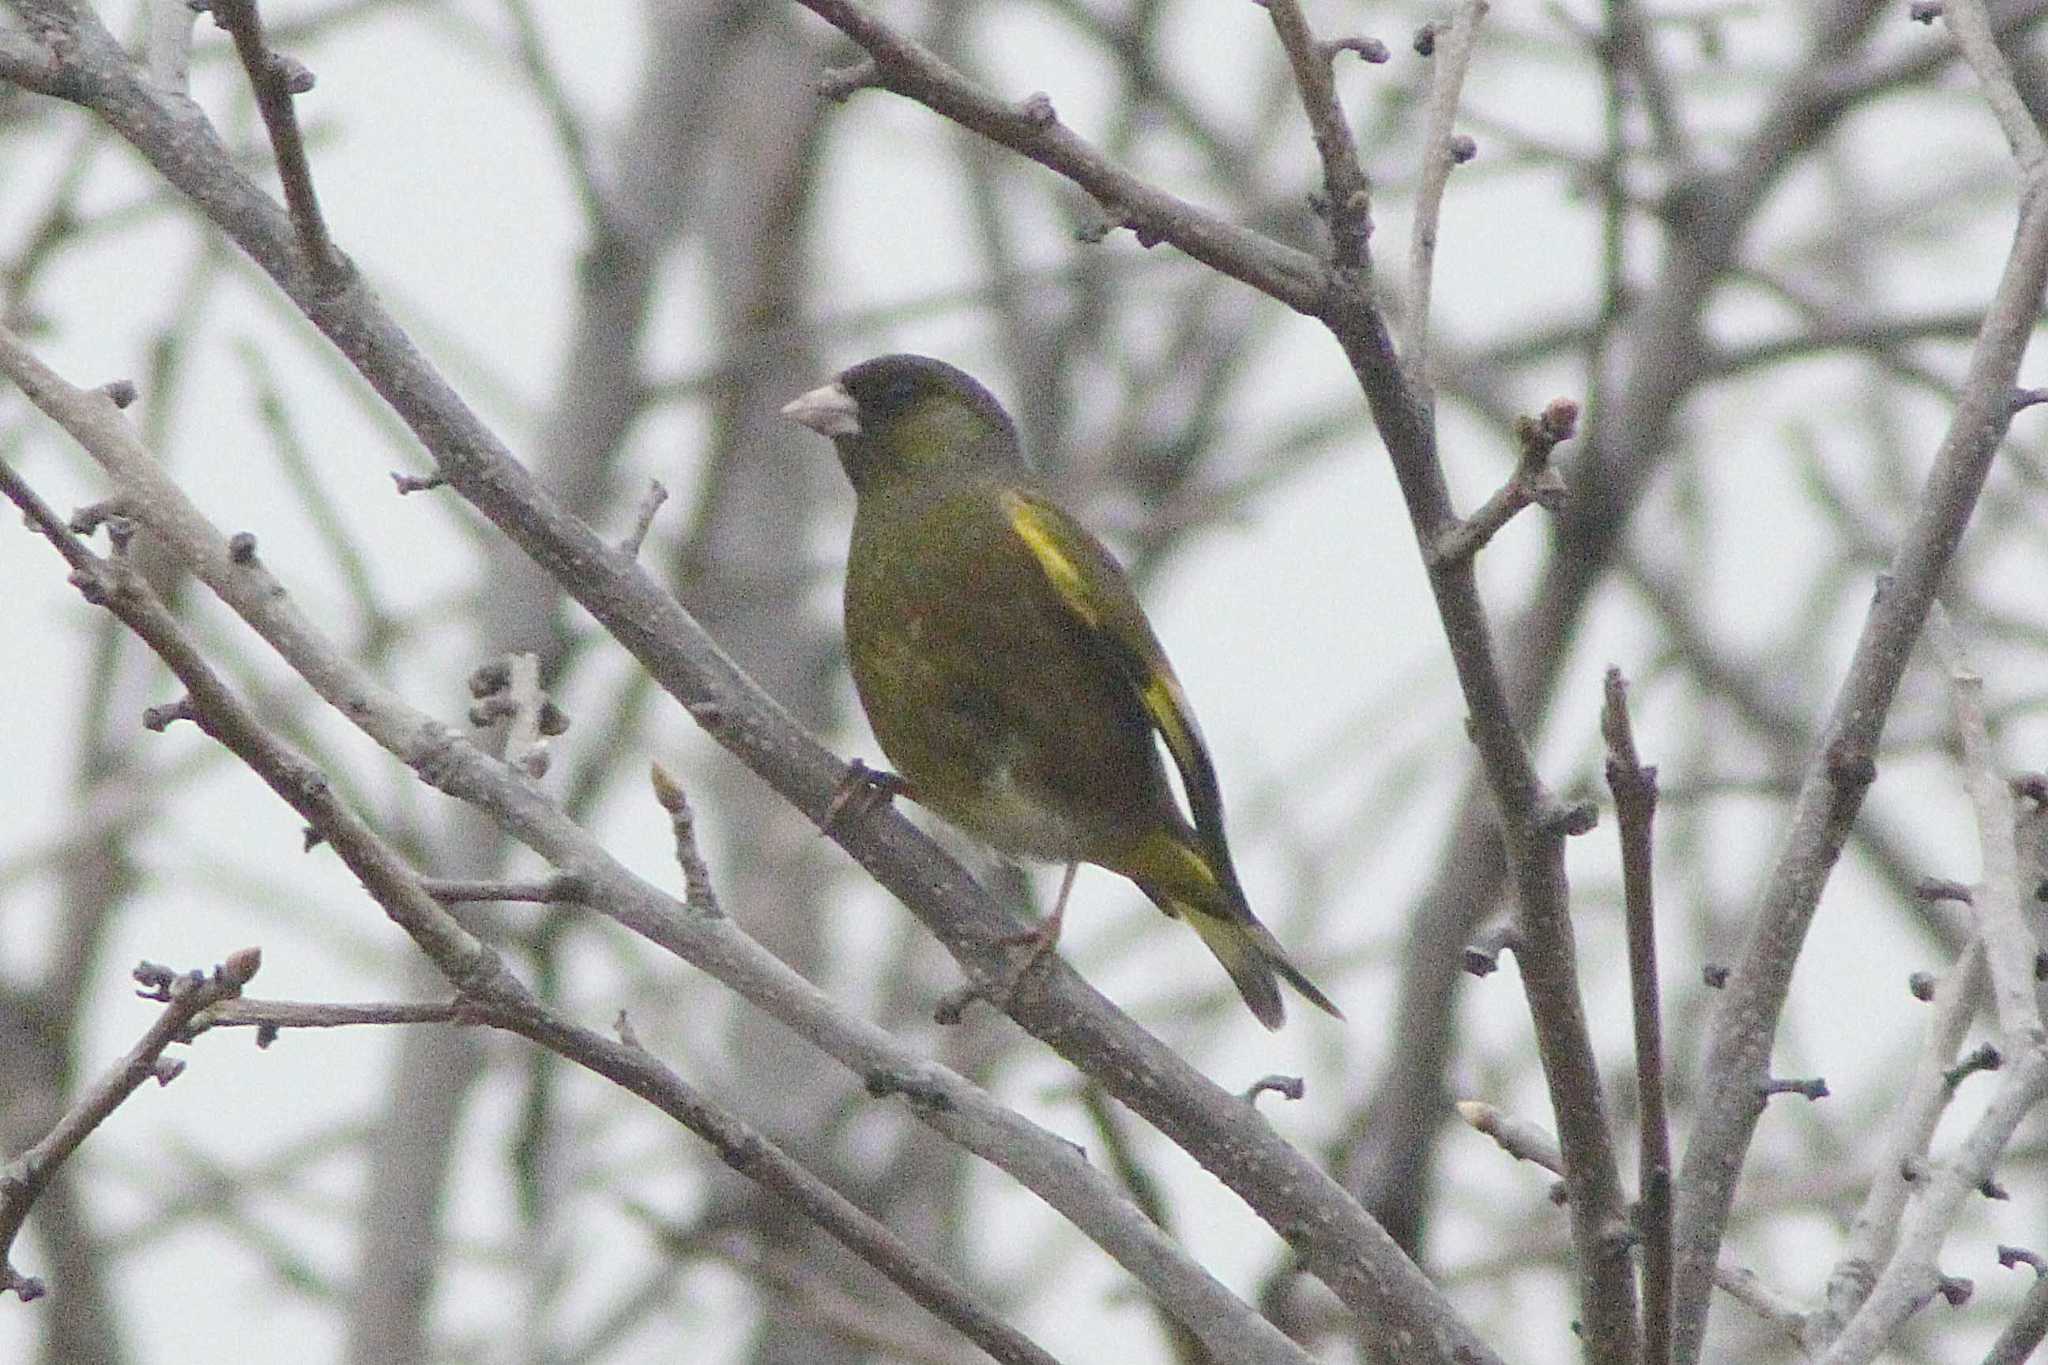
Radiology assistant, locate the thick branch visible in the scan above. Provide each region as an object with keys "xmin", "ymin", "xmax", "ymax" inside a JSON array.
[
  {"xmin": 0, "ymin": 9, "xmax": 1497, "ymax": 1357},
  {"xmin": 0, "ymin": 458, "xmax": 1060, "ymax": 1365},
  {"xmin": 0, "ymin": 334, "xmax": 1315, "ymax": 1365},
  {"xmin": 1672, "ymin": 163, "xmax": 2048, "ymax": 1362}
]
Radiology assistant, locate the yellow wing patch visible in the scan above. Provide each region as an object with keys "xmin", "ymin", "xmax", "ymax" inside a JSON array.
[
  {"xmin": 1142, "ymin": 673, "xmax": 1200, "ymax": 780},
  {"xmin": 1006, "ymin": 490, "xmax": 1209, "ymax": 791},
  {"xmin": 1004, "ymin": 492, "xmax": 1100, "ymax": 628}
]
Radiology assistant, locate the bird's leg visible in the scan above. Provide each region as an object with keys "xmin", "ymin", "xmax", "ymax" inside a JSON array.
[
  {"xmin": 820, "ymin": 758, "xmax": 910, "ymax": 835},
  {"xmin": 995, "ymin": 860, "xmax": 1076, "ymax": 954},
  {"xmin": 935, "ymin": 863, "xmax": 1079, "ymax": 1024}
]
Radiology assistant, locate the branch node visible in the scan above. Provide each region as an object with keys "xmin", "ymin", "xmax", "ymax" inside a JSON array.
[
  {"xmin": 865, "ymin": 1067, "xmax": 957, "ymax": 1114},
  {"xmin": 1413, "ymin": 21, "xmax": 1441, "ymax": 55},
  {"xmin": 1914, "ymin": 876, "xmax": 1973, "ymax": 904},
  {"xmin": 391, "ymin": 470, "xmax": 446, "ymax": 494},
  {"xmin": 226, "ymin": 530, "xmax": 259, "ymax": 564},
  {"xmin": 618, "ymin": 478, "xmax": 668, "ymax": 558},
  {"xmin": 1759, "ymin": 1075, "xmax": 1828, "ymax": 1102},
  {"xmin": 1935, "ymin": 1274, "xmax": 1973, "ymax": 1308},
  {"xmin": 818, "ymin": 58, "xmax": 880, "ymax": 102},
  {"xmin": 1908, "ymin": 1, "xmax": 1944, "ymax": 23},
  {"xmin": 1598, "ymin": 1218, "xmax": 1640, "ymax": 1262},
  {"xmin": 1243, "ymin": 1073, "xmax": 1307, "ymax": 1105},
  {"xmin": 97, "ymin": 378, "xmax": 138, "ymax": 409},
  {"xmin": 1322, "ymin": 35, "xmax": 1390, "ymax": 64},
  {"xmin": 614, "ymin": 1009, "xmax": 643, "ymax": 1052},
  {"xmin": 1998, "ymin": 1245, "xmax": 2047, "ymax": 1274},
  {"xmin": 1463, "ymin": 920, "xmax": 1522, "ymax": 976},
  {"xmin": 820, "ymin": 758, "xmax": 908, "ymax": 835},
  {"xmin": 1447, "ymin": 132, "xmax": 1478, "ymax": 164},
  {"xmin": 68, "ymin": 498, "xmax": 128, "ymax": 536},
  {"xmin": 1702, "ymin": 962, "xmax": 1729, "ymax": 988},
  {"xmin": 142, "ymin": 696, "xmax": 199, "ymax": 732},
  {"xmin": 1941, "ymin": 1041, "xmax": 2002, "ymax": 1089},
  {"xmin": 132, "ymin": 960, "xmax": 194, "ymax": 1002},
  {"xmin": 1430, "ymin": 398, "xmax": 1578, "ymax": 564},
  {"xmin": 268, "ymin": 51, "xmax": 315, "ymax": 95},
  {"xmin": 1907, "ymin": 970, "xmax": 1938, "ymax": 1001},
  {"xmin": 1018, "ymin": 91, "xmax": 1057, "ymax": 127},
  {"xmin": 1539, "ymin": 797, "xmax": 1599, "ymax": 838}
]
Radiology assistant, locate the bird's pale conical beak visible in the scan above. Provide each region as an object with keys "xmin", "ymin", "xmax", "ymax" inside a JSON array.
[{"xmin": 780, "ymin": 381, "xmax": 861, "ymax": 438}]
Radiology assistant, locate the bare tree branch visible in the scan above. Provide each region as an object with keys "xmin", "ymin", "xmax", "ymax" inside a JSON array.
[
  {"xmin": 1671, "ymin": 36, "xmax": 2048, "ymax": 1353},
  {"xmin": 0, "ymin": 948, "xmax": 261, "ymax": 1302}
]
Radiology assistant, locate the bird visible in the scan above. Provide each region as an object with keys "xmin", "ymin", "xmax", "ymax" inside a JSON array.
[{"xmin": 782, "ymin": 353, "xmax": 1341, "ymax": 1029}]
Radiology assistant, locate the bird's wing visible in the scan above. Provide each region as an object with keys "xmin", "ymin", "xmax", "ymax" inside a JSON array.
[{"xmin": 999, "ymin": 488, "xmax": 1230, "ymax": 855}]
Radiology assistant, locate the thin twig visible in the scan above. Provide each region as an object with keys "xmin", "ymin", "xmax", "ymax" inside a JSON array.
[
  {"xmin": 500, "ymin": 0, "xmax": 614, "ymax": 237},
  {"xmin": 619, "ymin": 478, "xmax": 668, "ymax": 558},
  {"xmin": 1262, "ymin": 0, "xmax": 1374, "ymax": 269},
  {"xmin": 650, "ymin": 764, "xmax": 722, "ymax": 918},
  {"xmin": 792, "ymin": 0, "xmax": 1326, "ymax": 312},
  {"xmin": 419, "ymin": 876, "xmax": 575, "ymax": 904},
  {"xmin": 1943, "ymin": 0, "xmax": 2048, "ymax": 168},
  {"xmin": 1602, "ymin": 666, "xmax": 1671, "ymax": 1365},
  {"xmin": 1456, "ymin": 1101, "xmax": 1808, "ymax": 1344},
  {"xmin": 207, "ymin": 0, "xmax": 349, "ymax": 287},
  {"xmin": 193, "ymin": 997, "xmax": 463, "ymax": 1037},
  {"xmin": 1404, "ymin": 0, "xmax": 1489, "ymax": 374},
  {"xmin": 0, "ymin": 950, "xmax": 261, "ymax": 1300},
  {"xmin": 1807, "ymin": 938, "xmax": 1985, "ymax": 1351},
  {"xmin": 1429, "ymin": 397, "xmax": 1575, "ymax": 564},
  {"xmin": 1983, "ymin": 1253, "xmax": 2048, "ymax": 1365},
  {"xmin": 1819, "ymin": 1044, "xmax": 2048, "ymax": 1363},
  {"xmin": 1929, "ymin": 604, "xmax": 2041, "ymax": 1039}
]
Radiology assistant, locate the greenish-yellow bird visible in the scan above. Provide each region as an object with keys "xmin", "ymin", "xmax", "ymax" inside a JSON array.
[{"xmin": 783, "ymin": 354, "xmax": 1341, "ymax": 1029}]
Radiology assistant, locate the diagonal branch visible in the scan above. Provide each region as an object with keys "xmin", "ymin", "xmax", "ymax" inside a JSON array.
[
  {"xmin": 0, "ymin": 331, "xmax": 1316, "ymax": 1365},
  {"xmin": 815, "ymin": 1, "xmax": 1636, "ymax": 1354},
  {"xmin": 0, "ymin": 456, "xmax": 1063, "ymax": 1365},
  {"xmin": 1669, "ymin": 110, "xmax": 2048, "ymax": 1365},
  {"xmin": 0, "ymin": 949, "xmax": 261, "ymax": 1302},
  {"xmin": 0, "ymin": 10, "xmax": 1500, "ymax": 1358},
  {"xmin": 794, "ymin": 0, "xmax": 1325, "ymax": 312}
]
